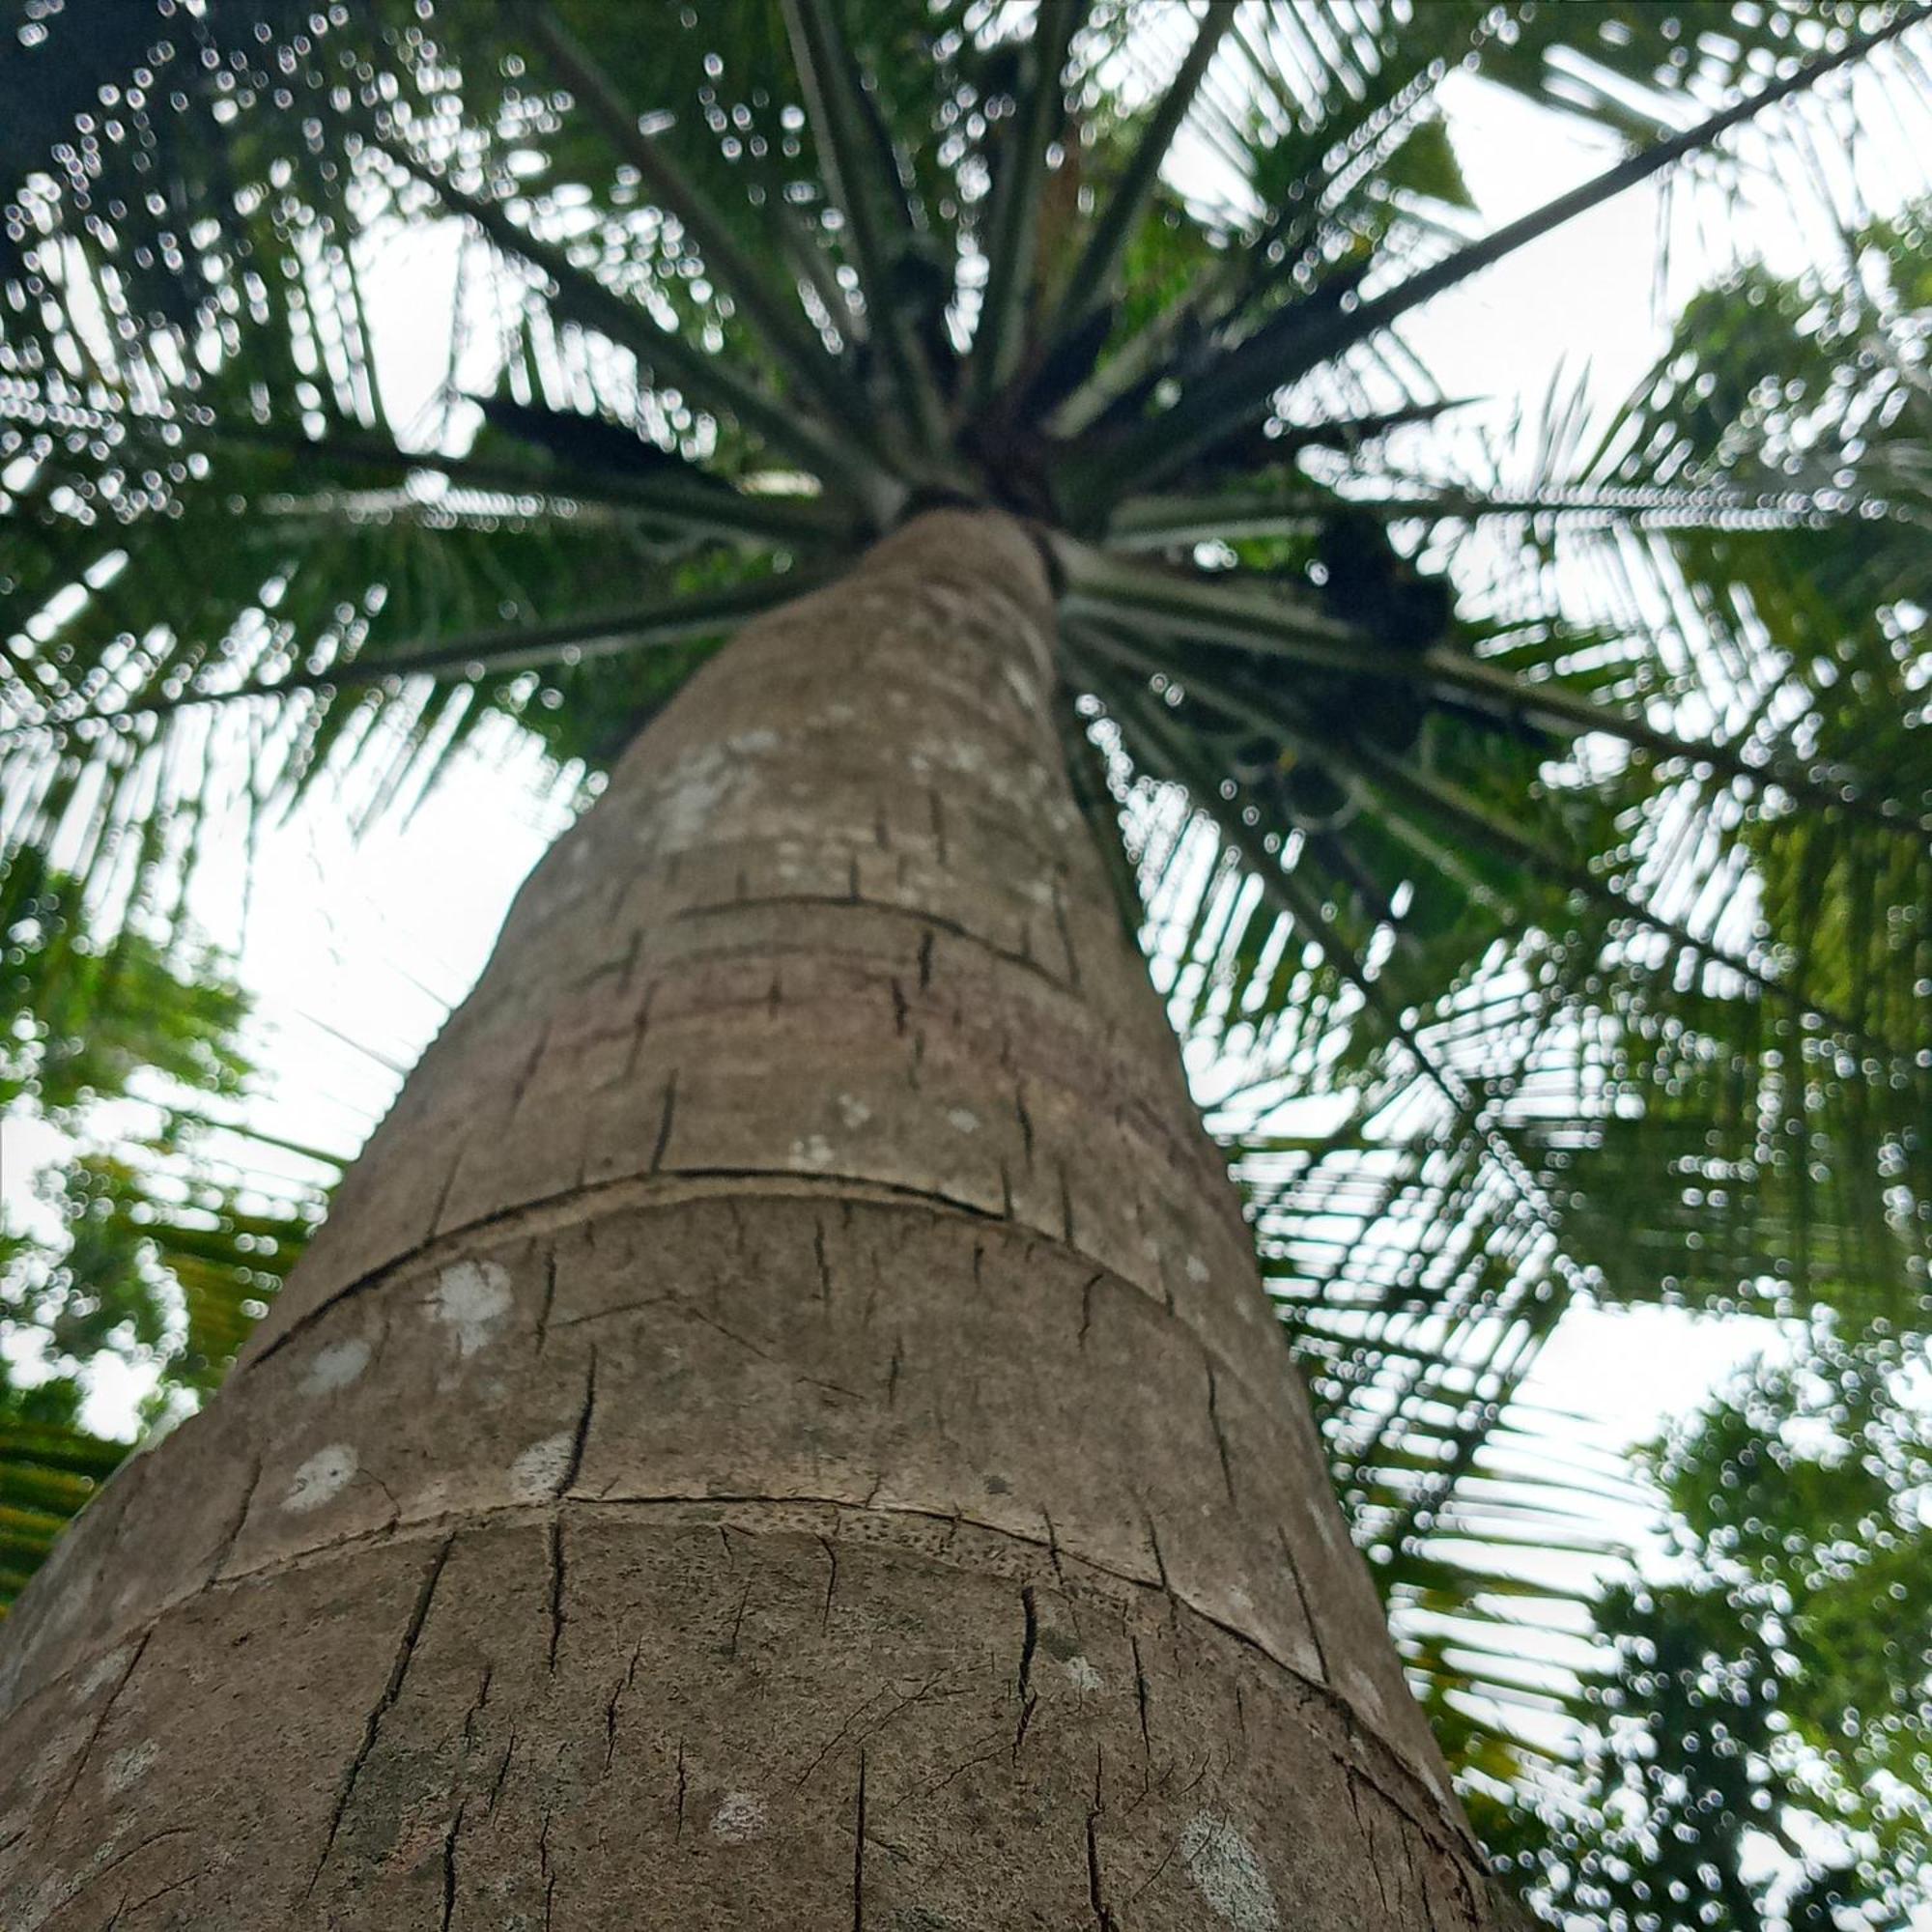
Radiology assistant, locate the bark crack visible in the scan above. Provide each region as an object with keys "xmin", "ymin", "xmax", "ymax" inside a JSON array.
[
  {"xmin": 1143, "ymin": 1510, "xmax": 1171, "ymax": 1598},
  {"xmin": 427, "ymin": 1134, "xmax": 469, "ymax": 1236},
  {"xmin": 851, "ymin": 1750, "xmax": 868, "ymax": 1932},
  {"xmin": 1086, "ymin": 1748, "xmax": 1117, "ymax": 1931},
  {"xmin": 533, "ymin": 1248, "xmax": 558, "ymax": 1352},
  {"xmin": 813, "ymin": 1219, "xmax": 833, "ymax": 1304},
  {"xmin": 51, "ymin": 1624, "xmax": 154, "ymax": 1826},
  {"xmin": 1130, "ymin": 1636, "xmax": 1152, "ymax": 1776},
  {"xmin": 1206, "ymin": 1362, "xmax": 1238, "ymax": 1505},
  {"xmin": 107, "ymin": 1865, "xmax": 204, "ymax": 1927},
  {"xmin": 1404, "ymin": 1824, "xmax": 1439, "ymax": 1932},
  {"xmin": 1014, "ymin": 1585, "xmax": 1040, "ymax": 1756},
  {"xmin": 539, "ymin": 1805, "xmax": 556, "ymax": 1931},
  {"xmin": 207, "ymin": 1452, "xmax": 263, "ymax": 1584},
  {"xmin": 486, "ymin": 1729, "xmax": 517, "ymax": 1815},
  {"xmin": 818, "ymin": 1533, "xmax": 839, "ymax": 1632},
  {"xmin": 881, "ymin": 1731, "xmax": 1009, "ymax": 1814},
  {"xmin": 795, "ymin": 1673, "xmax": 955, "ymax": 1791},
  {"xmin": 1043, "ymin": 1507, "xmax": 1068, "ymax": 1585},
  {"xmin": 306, "ymin": 1534, "xmax": 452, "ymax": 1897},
  {"xmin": 621, "ymin": 980, "xmax": 656, "ymax": 1082},
  {"xmin": 603, "ymin": 1640, "xmax": 642, "ymax": 1775},
  {"xmin": 1349, "ymin": 1772, "xmax": 1393, "ymax": 1920},
  {"xmin": 547, "ymin": 1290, "xmax": 674, "ymax": 1333},
  {"xmin": 507, "ymin": 1020, "xmax": 552, "ymax": 1116},
  {"xmin": 677, "ymin": 1299, "xmax": 864, "ymax": 1401},
  {"xmin": 648, "ymin": 1070, "xmax": 678, "ymax": 1172},
  {"xmin": 613, "ymin": 926, "xmax": 643, "ymax": 1000},
  {"xmin": 439, "ymin": 1802, "xmax": 464, "ymax": 1932},
  {"xmin": 50, "ymin": 1828, "xmax": 193, "ymax": 1926},
  {"xmin": 792, "ymin": 1690, "xmax": 882, "ymax": 1790},
  {"xmin": 1277, "ymin": 1522, "xmax": 1329, "ymax": 1683},
  {"xmin": 1051, "ymin": 881, "xmax": 1084, "ymax": 991},
  {"xmin": 559, "ymin": 1350, "xmax": 598, "ymax": 1497},
  {"xmin": 462, "ymin": 1664, "xmax": 493, "ymax": 1754},
  {"xmin": 546, "ymin": 1520, "xmax": 569, "ymax": 1673}
]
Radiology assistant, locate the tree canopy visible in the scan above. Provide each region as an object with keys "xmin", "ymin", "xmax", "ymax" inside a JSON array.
[{"xmin": 1, "ymin": 1, "xmax": 1928, "ymax": 1920}]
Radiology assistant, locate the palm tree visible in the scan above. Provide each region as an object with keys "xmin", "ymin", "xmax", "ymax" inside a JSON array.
[{"xmin": 0, "ymin": 2, "xmax": 1926, "ymax": 1923}]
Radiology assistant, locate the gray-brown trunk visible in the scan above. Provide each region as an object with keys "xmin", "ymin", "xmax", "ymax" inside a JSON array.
[{"xmin": 0, "ymin": 511, "xmax": 1496, "ymax": 1928}]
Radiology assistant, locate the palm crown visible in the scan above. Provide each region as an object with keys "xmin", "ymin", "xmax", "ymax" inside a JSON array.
[{"xmin": 2, "ymin": 0, "xmax": 1929, "ymax": 1914}]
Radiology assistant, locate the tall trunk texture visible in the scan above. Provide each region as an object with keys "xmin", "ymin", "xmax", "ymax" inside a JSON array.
[{"xmin": 0, "ymin": 511, "xmax": 1497, "ymax": 1928}]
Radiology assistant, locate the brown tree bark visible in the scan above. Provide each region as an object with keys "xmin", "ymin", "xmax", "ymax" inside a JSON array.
[{"xmin": 0, "ymin": 510, "xmax": 1498, "ymax": 1928}]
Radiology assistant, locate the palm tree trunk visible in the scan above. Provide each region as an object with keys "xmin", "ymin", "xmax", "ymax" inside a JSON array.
[{"xmin": 0, "ymin": 510, "xmax": 1496, "ymax": 1928}]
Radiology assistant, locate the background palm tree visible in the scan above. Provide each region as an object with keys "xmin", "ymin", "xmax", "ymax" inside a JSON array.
[{"xmin": 0, "ymin": 0, "xmax": 1928, "ymax": 1922}]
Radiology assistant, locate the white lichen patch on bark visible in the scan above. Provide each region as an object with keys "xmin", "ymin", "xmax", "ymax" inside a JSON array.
[
  {"xmin": 789, "ymin": 1134, "xmax": 836, "ymax": 1170},
  {"xmin": 507, "ymin": 1433, "xmax": 577, "ymax": 1503},
  {"xmin": 945, "ymin": 1109, "xmax": 979, "ymax": 1135},
  {"xmin": 428, "ymin": 1258, "xmax": 513, "ymax": 1358},
  {"xmin": 709, "ymin": 1791, "xmax": 767, "ymax": 1843},
  {"xmin": 71, "ymin": 1645, "xmax": 132, "ymax": 1704},
  {"xmin": 1060, "ymin": 1655, "xmax": 1103, "ymax": 1691},
  {"xmin": 1186, "ymin": 1255, "xmax": 1211, "ymax": 1284},
  {"xmin": 103, "ymin": 1741, "xmax": 158, "ymax": 1796},
  {"xmin": 650, "ymin": 728, "xmax": 774, "ymax": 852},
  {"xmin": 1180, "ymin": 1813, "xmax": 1281, "ymax": 1931},
  {"xmin": 301, "ymin": 1337, "xmax": 372, "ymax": 1396},
  {"xmin": 281, "ymin": 1444, "xmax": 358, "ymax": 1514},
  {"xmin": 836, "ymin": 1094, "xmax": 872, "ymax": 1129}
]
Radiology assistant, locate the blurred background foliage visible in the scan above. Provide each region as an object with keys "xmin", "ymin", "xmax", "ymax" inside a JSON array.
[
  {"xmin": 1, "ymin": 862, "xmax": 327, "ymax": 1603},
  {"xmin": 0, "ymin": 1, "xmax": 1928, "ymax": 1922},
  {"xmin": 1475, "ymin": 1334, "xmax": 1932, "ymax": 1929}
]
